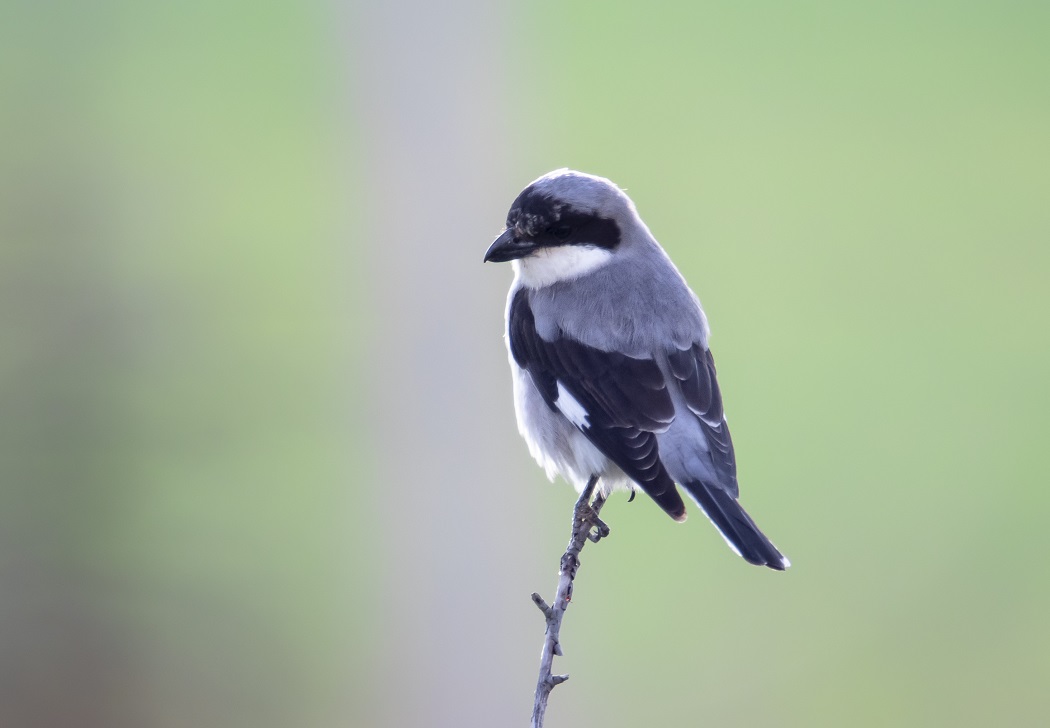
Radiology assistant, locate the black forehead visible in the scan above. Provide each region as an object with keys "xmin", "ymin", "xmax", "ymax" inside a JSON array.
[
  {"xmin": 506, "ymin": 187, "xmax": 621, "ymax": 250},
  {"xmin": 507, "ymin": 188, "xmax": 566, "ymax": 221}
]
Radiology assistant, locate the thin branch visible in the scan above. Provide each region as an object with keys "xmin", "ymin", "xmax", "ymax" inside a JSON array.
[{"xmin": 531, "ymin": 475, "xmax": 610, "ymax": 728}]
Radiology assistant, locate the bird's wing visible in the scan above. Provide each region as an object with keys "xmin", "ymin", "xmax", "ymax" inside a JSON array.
[
  {"xmin": 665, "ymin": 342, "xmax": 738, "ymax": 493},
  {"xmin": 509, "ymin": 289, "xmax": 686, "ymax": 520},
  {"xmin": 663, "ymin": 343, "xmax": 788, "ymax": 568}
]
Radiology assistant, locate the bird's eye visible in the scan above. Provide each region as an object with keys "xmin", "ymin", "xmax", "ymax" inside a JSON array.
[{"xmin": 550, "ymin": 225, "xmax": 573, "ymax": 240}]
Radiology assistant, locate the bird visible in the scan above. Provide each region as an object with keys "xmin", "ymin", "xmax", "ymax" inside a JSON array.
[{"xmin": 484, "ymin": 169, "xmax": 788, "ymax": 570}]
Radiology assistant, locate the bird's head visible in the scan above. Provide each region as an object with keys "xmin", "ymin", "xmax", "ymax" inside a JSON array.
[{"xmin": 484, "ymin": 170, "xmax": 638, "ymax": 286}]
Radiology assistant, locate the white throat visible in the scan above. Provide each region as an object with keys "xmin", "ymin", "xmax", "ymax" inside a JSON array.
[{"xmin": 513, "ymin": 245, "xmax": 613, "ymax": 289}]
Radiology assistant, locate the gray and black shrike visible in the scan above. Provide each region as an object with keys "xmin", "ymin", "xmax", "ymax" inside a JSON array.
[{"xmin": 485, "ymin": 169, "xmax": 788, "ymax": 570}]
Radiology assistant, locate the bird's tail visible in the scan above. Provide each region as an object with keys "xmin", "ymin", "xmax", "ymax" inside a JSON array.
[{"xmin": 683, "ymin": 481, "xmax": 789, "ymax": 571}]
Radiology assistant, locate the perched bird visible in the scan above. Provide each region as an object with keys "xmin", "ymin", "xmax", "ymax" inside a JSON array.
[{"xmin": 484, "ymin": 170, "xmax": 788, "ymax": 570}]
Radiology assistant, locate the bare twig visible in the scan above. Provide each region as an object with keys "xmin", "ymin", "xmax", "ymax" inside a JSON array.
[{"xmin": 531, "ymin": 475, "xmax": 610, "ymax": 728}]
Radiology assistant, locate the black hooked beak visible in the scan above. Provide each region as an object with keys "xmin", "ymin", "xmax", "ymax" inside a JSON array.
[{"xmin": 484, "ymin": 228, "xmax": 537, "ymax": 263}]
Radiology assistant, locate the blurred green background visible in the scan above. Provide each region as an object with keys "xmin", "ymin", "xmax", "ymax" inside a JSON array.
[{"xmin": 2, "ymin": 1, "xmax": 1048, "ymax": 726}]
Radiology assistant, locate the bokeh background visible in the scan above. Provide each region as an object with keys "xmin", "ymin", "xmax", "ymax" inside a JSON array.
[{"xmin": 2, "ymin": 1, "xmax": 1048, "ymax": 726}]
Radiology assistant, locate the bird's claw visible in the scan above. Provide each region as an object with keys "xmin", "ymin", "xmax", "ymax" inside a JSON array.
[
  {"xmin": 574, "ymin": 500, "xmax": 610, "ymax": 543},
  {"xmin": 587, "ymin": 516, "xmax": 611, "ymax": 542}
]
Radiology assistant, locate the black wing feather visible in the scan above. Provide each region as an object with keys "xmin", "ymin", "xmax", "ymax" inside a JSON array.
[
  {"xmin": 667, "ymin": 343, "xmax": 737, "ymax": 490},
  {"xmin": 665, "ymin": 345, "xmax": 787, "ymax": 567},
  {"xmin": 509, "ymin": 290, "xmax": 685, "ymax": 520}
]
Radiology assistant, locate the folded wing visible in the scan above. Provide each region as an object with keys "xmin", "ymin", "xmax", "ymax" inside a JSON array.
[{"xmin": 508, "ymin": 289, "xmax": 686, "ymax": 520}]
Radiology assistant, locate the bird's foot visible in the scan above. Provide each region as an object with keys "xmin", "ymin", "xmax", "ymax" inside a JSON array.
[
  {"xmin": 586, "ymin": 512, "xmax": 610, "ymax": 543},
  {"xmin": 574, "ymin": 494, "xmax": 610, "ymax": 543}
]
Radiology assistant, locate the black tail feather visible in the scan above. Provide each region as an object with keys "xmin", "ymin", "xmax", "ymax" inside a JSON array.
[{"xmin": 682, "ymin": 481, "xmax": 788, "ymax": 570}]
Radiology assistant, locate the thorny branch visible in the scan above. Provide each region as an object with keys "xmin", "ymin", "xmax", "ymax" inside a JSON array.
[{"xmin": 530, "ymin": 475, "xmax": 610, "ymax": 728}]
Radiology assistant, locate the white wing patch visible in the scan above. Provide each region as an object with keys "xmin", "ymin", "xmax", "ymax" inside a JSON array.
[{"xmin": 555, "ymin": 381, "xmax": 590, "ymax": 429}]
